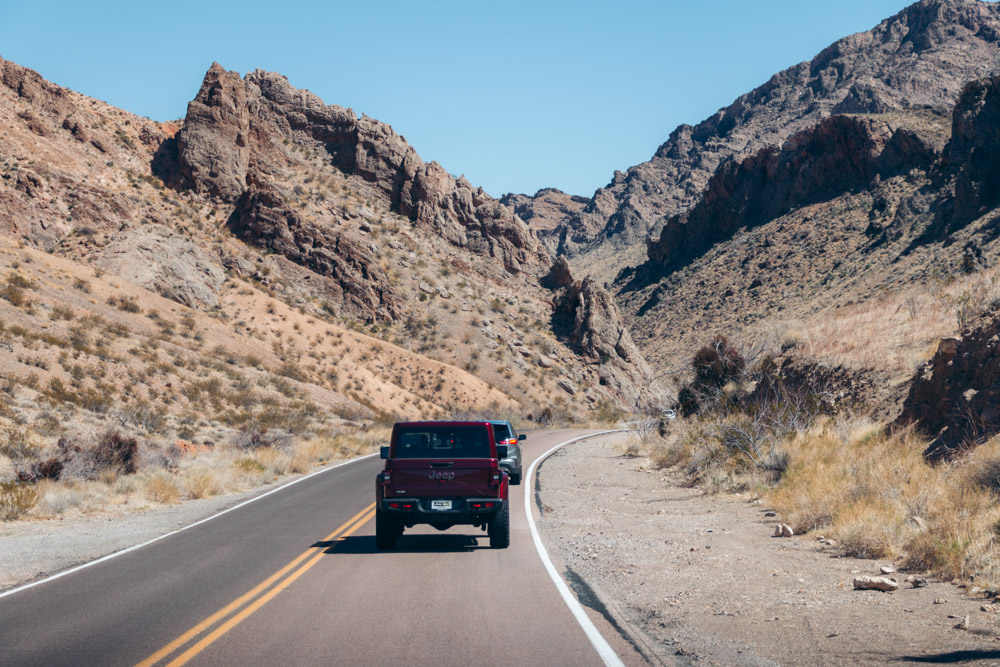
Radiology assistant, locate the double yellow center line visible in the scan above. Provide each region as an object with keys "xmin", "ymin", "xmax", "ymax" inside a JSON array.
[{"xmin": 138, "ymin": 503, "xmax": 376, "ymax": 667}]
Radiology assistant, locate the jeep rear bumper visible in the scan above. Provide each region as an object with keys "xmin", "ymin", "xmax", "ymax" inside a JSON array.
[{"xmin": 379, "ymin": 497, "xmax": 503, "ymax": 528}]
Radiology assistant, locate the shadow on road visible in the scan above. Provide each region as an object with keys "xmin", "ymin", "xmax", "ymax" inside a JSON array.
[
  {"xmin": 898, "ymin": 650, "xmax": 1000, "ymax": 663},
  {"xmin": 314, "ymin": 534, "xmax": 486, "ymax": 554}
]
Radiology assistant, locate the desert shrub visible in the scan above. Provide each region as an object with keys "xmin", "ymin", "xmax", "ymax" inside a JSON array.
[
  {"xmin": 16, "ymin": 456, "xmax": 64, "ymax": 483},
  {"xmin": 115, "ymin": 400, "xmax": 167, "ymax": 433},
  {"xmin": 143, "ymin": 472, "xmax": 179, "ymax": 504},
  {"xmin": 277, "ymin": 362, "xmax": 309, "ymax": 382},
  {"xmin": 92, "ymin": 430, "xmax": 138, "ymax": 474},
  {"xmin": 0, "ymin": 425, "xmax": 42, "ymax": 461},
  {"xmin": 107, "ymin": 294, "xmax": 142, "ymax": 313},
  {"xmin": 233, "ymin": 457, "xmax": 266, "ymax": 474},
  {"xmin": 678, "ymin": 336, "xmax": 747, "ymax": 417},
  {"xmin": 183, "ymin": 467, "xmax": 222, "ymax": 499},
  {"xmin": 0, "ymin": 481, "xmax": 38, "ymax": 520},
  {"xmin": 693, "ymin": 335, "xmax": 746, "ymax": 387},
  {"xmin": 231, "ymin": 424, "xmax": 289, "ymax": 450},
  {"xmin": 533, "ymin": 404, "xmax": 575, "ymax": 428},
  {"xmin": 35, "ymin": 480, "xmax": 84, "ymax": 515}
]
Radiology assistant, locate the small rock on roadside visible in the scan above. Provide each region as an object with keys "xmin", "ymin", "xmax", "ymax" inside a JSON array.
[
  {"xmin": 906, "ymin": 576, "xmax": 928, "ymax": 588},
  {"xmin": 853, "ymin": 576, "xmax": 899, "ymax": 592},
  {"xmin": 933, "ymin": 598, "xmax": 947, "ymax": 604},
  {"xmin": 774, "ymin": 523, "xmax": 794, "ymax": 537},
  {"xmin": 764, "ymin": 511, "xmax": 777, "ymax": 518},
  {"xmin": 881, "ymin": 566, "xmax": 896, "ymax": 574},
  {"xmin": 954, "ymin": 615, "xmax": 970, "ymax": 631}
]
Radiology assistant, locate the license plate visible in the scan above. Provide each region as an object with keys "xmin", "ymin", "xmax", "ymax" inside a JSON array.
[{"xmin": 431, "ymin": 500, "xmax": 452, "ymax": 511}]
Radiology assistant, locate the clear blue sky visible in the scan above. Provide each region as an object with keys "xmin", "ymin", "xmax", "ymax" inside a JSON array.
[{"xmin": 1, "ymin": 1, "xmax": 919, "ymax": 198}]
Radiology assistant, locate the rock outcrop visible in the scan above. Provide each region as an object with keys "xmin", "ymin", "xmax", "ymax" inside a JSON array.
[
  {"xmin": 500, "ymin": 188, "xmax": 590, "ymax": 254},
  {"xmin": 946, "ymin": 75, "xmax": 1000, "ymax": 226},
  {"xmin": 644, "ymin": 114, "xmax": 941, "ymax": 273},
  {"xmin": 895, "ymin": 316, "xmax": 1000, "ymax": 460},
  {"xmin": 228, "ymin": 183, "xmax": 401, "ymax": 320},
  {"xmin": 94, "ymin": 225, "xmax": 226, "ymax": 309},
  {"xmin": 173, "ymin": 64, "xmax": 547, "ymax": 275},
  {"xmin": 548, "ymin": 260, "xmax": 656, "ymax": 408}
]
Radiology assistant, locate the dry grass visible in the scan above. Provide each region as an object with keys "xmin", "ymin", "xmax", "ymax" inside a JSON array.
[
  {"xmin": 767, "ymin": 419, "xmax": 1000, "ymax": 588},
  {"xmin": 142, "ymin": 472, "xmax": 180, "ymax": 505},
  {"xmin": 777, "ymin": 268, "xmax": 1000, "ymax": 382},
  {"xmin": 646, "ymin": 409, "xmax": 1000, "ymax": 589}
]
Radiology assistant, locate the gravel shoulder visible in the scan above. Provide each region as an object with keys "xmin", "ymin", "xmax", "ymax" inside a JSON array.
[{"xmin": 536, "ymin": 433, "xmax": 1000, "ymax": 665}]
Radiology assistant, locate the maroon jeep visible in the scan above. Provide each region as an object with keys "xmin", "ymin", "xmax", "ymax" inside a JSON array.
[{"xmin": 375, "ymin": 421, "xmax": 510, "ymax": 549}]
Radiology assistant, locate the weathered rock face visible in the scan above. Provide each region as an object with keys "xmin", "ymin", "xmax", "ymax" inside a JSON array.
[
  {"xmin": 946, "ymin": 75, "xmax": 1000, "ymax": 225},
  {"xmin": 540, "ymin": 0, "xmax": 1000, "ymax": 262},
  {"xmin": 500, "ymin": 188, "xmax": 589, "ymax": 254},
  {"xmin": 548, "ymin": 260, "xmax": 656, "ymax": 408},
  {"xmin": 228, "ymin": 183, "xmax": 401, "ymax": 320},
  {"xmin": 0, "ymin": 57, "xmax": 143, "ymax": 249},
  {"xmin": 1, "ymin": 56, "xmax": 74, "ymax": 119},
  {"xmin": 645, "ymin": 114, "xmax": 941, "ymax": 273},
  {"xmin": 895, "ymin": 319, "xmax": 1000, "ymax": 461},
  {"xmin": 174, "ymin": 64, "xmax": 547, "ymax": 275},
  {"xmin": 94, "ymin": 226, "xmax": 226, "ymax": 309}
]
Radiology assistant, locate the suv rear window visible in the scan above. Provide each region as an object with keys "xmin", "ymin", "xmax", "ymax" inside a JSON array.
[
  {"xmin": 492, "ymin": 423, "xmax": 512, "ymax": 441},
  {"xmin": 395, "ymin": 426, "xmax": 491, "ymax": 459}
]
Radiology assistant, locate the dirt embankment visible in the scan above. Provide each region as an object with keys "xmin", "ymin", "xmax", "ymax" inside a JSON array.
[{"xmin": 537, "ymin": 434, "xmax": 1000, "ymax": 665}]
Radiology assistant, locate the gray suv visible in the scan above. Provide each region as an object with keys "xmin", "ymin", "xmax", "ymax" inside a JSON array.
[{"xmin": 489, "ymin": 420, "xmax": 525, "ymax": 485}]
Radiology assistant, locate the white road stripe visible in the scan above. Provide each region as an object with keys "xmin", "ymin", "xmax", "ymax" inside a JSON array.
[
  {"xmin": 524, "ymin": 430, "xmax": 626, "ymax": 667},
  {"xmin": 0, "ymin": 452, "xmax": 379, "ymax": 600}
]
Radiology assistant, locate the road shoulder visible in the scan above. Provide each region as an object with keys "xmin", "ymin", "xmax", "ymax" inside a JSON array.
[{"xmin": 536, "ymin": 434, "xmax": 1000, "ymax": 665}]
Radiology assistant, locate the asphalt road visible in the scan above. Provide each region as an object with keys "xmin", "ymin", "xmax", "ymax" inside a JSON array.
[{"xmin": 0, "ymin": 428, "xmax": 641, "ymax": 666}]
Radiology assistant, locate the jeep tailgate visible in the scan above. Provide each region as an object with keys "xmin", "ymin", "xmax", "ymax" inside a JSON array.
[{"xmin": 389, "ymin": 459, "xmax": 494, "ymax": 497}]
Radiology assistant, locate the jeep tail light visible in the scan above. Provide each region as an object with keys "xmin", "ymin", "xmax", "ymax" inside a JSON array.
[
  {"xmin": 381, "ymin": 470, "xmax": 391, "ymax": 483},
  {"xmin": 491, "ymin": 471, "xmax": 502, "ymax": 484}
]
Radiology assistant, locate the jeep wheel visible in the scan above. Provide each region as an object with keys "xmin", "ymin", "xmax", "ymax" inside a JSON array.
[
  {"xmin": 488, "ymin": 501, "xmax": 510, "ymax": 549},
  {"xmin": 375, "ymin": 508, "xmax": 399, "ymax": 550}
]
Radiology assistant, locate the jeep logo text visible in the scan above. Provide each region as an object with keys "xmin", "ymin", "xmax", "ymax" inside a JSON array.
[{"xmin": 428, "ymin": 471, "xmax": 455, "ymax": 480}]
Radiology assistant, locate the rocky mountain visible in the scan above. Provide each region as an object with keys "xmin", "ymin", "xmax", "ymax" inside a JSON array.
[
  {"xmin": 0, "ymin": 55, "xmax": 659, "ymax": 454},
  {"xmin": 622, "ymin": 61, "xmax": 1000, "ymax": 423},
  {"xmin": 513, "ymin": 0, "xmax": 1000, "ymax": 280}
]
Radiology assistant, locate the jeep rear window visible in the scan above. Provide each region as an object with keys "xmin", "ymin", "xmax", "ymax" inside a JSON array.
[{"xmin": 394, "ymin": 426, "xmax": 491, "ymax": 459}]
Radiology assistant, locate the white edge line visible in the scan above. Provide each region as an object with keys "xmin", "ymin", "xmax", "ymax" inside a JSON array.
[
  {"xmin": 524, "ymin": 430, "xmax": 627, "ymax": 667},
  {"xmin": 0, "ymin": 452, "xmax": 379, "ymax": 600}
]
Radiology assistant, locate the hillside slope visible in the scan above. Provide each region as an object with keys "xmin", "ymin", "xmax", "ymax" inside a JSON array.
[
  {"xmin": 623, "ymin": 71, "xmax": 1000, "ymax": 417},
  {"xmin": 0, "ymin": 55, "xmax": 659, "ymax": 462}
]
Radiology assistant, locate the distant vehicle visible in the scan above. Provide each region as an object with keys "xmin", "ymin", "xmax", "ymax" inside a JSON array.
[
  {"xmin": 662, "ymin": 409, "xmax": 677, "ymax": 422},
  {"xmin": 375, "ymin": 421, "xmax": 510, "ymax": 550},
  {"xmin": 489, "ymin": 419, "xmax": 525, "ymax": 485}
]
